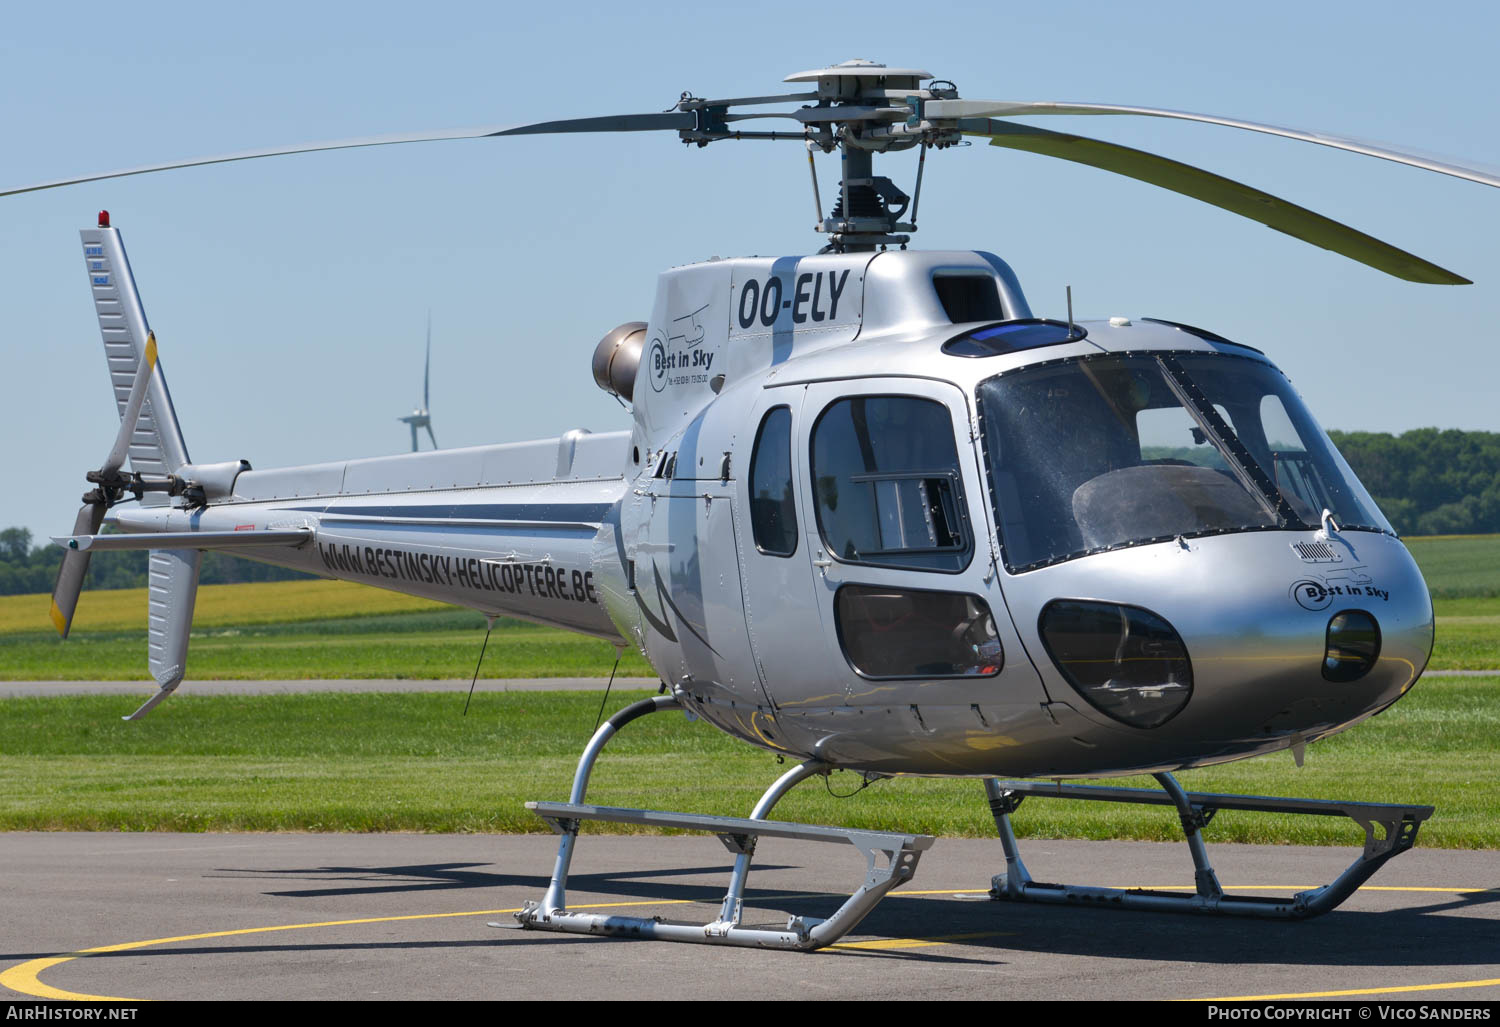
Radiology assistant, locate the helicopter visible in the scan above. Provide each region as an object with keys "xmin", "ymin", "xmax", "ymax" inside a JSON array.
[{"xmin": 15, "ymin": 59, "xmax": 1500, "ymax": 950}]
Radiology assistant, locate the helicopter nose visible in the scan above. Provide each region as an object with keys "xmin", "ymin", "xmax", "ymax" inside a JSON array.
[
  {"xmin": 1178, "ymin": 533, "xmax": 1433, "ymax": 744},
  {"xmin": 1019, "ymin": 530, "xmax": 1434, "ymax": 763}
]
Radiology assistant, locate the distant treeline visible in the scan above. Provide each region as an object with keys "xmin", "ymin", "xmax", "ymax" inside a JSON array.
[
  {"xmin": 1329, "ymin": 429, "xmax": 1500, "ymax": 537},
  {"xmin": 0, "ymin": 527, "xmax": 314, "ymax": 597},
  {"xmin": 1, "ymin": 428, "xmax": 1496, "ymax": 594}
]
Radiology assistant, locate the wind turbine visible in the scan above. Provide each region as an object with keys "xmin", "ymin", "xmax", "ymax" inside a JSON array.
[{"xmin": 398, "ymin": 313, "xmax": 438, "ymax": 452}]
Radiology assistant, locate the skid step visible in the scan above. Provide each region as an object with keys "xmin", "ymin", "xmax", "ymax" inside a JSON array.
[
  {"xmin": 985, "ymin": 774, "xmax": 1433, "ymax": 919},
  {"xmin": 996, "ymin": 780, "xmax": 1434, "ymax": 823},
  {"xmin": 528, "ymin": 801, "xmax": 935, "ymax": 853}
]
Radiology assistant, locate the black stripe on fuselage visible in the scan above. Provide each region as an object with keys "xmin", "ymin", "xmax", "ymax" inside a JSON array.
[{"xmin": 278, "ymin": 502, "xmax": 614, "ymax": 523}]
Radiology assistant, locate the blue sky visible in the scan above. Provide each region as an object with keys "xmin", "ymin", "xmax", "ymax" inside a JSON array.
[{"xmin": 4, "ymin": 0, "xmax": 1498, "ymax": 542}]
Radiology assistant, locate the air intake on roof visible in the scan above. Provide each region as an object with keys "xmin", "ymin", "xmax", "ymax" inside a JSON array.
[{"xmin": 933, "ymin": 273, "xmax": 1004, "ymax": 323}]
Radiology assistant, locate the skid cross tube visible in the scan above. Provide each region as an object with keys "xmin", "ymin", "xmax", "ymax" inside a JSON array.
[
  {"xmin": 985, "ymin": 773, "xmax": 1433, "ymax": 919},
  {"xmin": 534, "ymin": 694, "xmax": 681, "ymax": 916},
  {"xmin": 711, "ymin": 758, "xmax": 828, "ymax": 932}
]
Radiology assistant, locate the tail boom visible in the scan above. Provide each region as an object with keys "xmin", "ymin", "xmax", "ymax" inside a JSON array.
[{"xmin": 110, "ymin": 462, "xmax": 631, "ymax": 643}]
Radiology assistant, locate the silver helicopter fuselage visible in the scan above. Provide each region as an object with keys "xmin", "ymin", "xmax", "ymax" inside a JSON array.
[{"xmin": 112, "ymin": 246, "xmax": 1433, "ymax": 778}]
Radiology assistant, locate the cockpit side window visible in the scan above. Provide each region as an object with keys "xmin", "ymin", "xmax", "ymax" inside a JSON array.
[
  {"xmin": 749, "ymin": 406, "xmax": 797, "ymax": 557},
  {"xmin": 810, "ymin": 395, "xmax": 971, "ymax": 572},
  {"xmin": 1253, "ymin": 394, "xmax": 1321, "ymax": 521}
]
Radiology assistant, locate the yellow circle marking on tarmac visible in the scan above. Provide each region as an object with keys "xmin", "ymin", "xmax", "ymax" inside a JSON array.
[
  {"xmin": 1127, "ymin": 885, "xmax": 1495, "ymax": 893},
  {"xmin": 1197, "ymin": 979, "xmax": 1500, "ymax": 1001},
  {"xmin": 0, "ymin": 892, "xmax": 989, "ymax": 1002},
  {"xmin": 2, "ymin": 886, "xmax": 1494, "ymax": 1002},
  {"xmin": 829, "ymin": 931, "xmax": 1014, "ymax": 952},
  {"xmin": 0, "ymin": 898, "xmax": 686, "ymax": 1002}
]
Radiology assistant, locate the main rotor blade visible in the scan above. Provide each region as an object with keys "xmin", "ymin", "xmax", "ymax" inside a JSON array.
[
  {"xmin": 426, "ymin": 423, "xmax": 439, "ymax": 450},
  {"xmin": 1, "ymin": 113, "xmax": 696, "ymax": 198},
  {"xmin": 959, "ymin": 119, "xmax": 1470, "ymax": 285},
  {"xmin": 50, "ymin": 503, "xmax": 105, "ymax": 638},
  {"xmin": 931, "ymin": 100, "xmax": 1500, "ymax": 191},
  {"xmin": 423, "ymin": 312, "xmax": 432, "ymax": 412},
  {"xmin": 101, "ymin": 331, "xmax": 158, "ymax": 477}
]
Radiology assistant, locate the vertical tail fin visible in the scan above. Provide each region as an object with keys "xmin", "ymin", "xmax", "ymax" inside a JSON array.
[{"xmin": 81, "ymin": 213, "xmax": 190, "ymax": 492}]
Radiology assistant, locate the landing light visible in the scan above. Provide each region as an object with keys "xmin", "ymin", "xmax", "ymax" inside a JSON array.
[
  {"xmin": 1324, "ymin": 610, "xmax": 1381, "ymax": 682},
  {"xmin": 1039, "ymin": 600, "xmax": 1193, "ymax": 728}
]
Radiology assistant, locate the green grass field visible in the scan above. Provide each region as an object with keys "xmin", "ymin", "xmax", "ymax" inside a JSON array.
[
  {"xmin": 0, "ymin": 678, "xmax": 1495, "ymax": 846},
  {"xmin": 0, "ymin": 535, "xmax": 1495, "ymax": 845},
  {"xmin": 0, "ymin": 581, "xmax": 651, "ymax": 680},
  {"xmin": 0, "ymin": 618, "xmax": 652, "ymax": 680},
  {"xmin": 1405, "ymin": 535, "xmax": 1500, "ymax": 599}
]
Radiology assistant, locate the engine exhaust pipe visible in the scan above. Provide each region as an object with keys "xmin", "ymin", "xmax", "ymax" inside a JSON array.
[{"xmin": 591, "ymin": 322, "xmax": 647, "ymax": 402}]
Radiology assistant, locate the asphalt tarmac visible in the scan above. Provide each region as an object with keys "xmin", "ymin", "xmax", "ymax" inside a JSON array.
[{"xmin": 1, "ymin": 832, "xmax": 1496, "ymax": 1002}]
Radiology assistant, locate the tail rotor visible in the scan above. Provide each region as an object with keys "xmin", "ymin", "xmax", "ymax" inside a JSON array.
[{"xmin": 50, "ymin": 332, "xmax": 166, "ymax": 638}]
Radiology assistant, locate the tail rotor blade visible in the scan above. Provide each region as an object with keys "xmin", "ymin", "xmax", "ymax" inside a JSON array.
[
  {"xmin": 50, "ymin": 503, "xmax": 105, "ymax": 638},
  {"xmin": 100, "ymin": 331, "xmax": 158, "ymax": 477}
]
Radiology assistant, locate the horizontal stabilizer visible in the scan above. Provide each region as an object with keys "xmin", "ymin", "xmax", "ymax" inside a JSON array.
[{"xmin": 54, "ymin": 529, "xmax": 312, "ymax": 552}]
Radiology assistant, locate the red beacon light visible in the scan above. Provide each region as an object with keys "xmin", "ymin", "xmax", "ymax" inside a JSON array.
[{"xmin": 97, "ymin": 210, "xmax": 110, "ymax": 228}]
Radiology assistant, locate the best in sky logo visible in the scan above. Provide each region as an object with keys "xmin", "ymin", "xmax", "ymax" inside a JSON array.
[
  {"xmin": 1290, "ymin": 564, "xmax": 1386, "ymax": 610},
  {"xmin": 1290, "ymin": 579, "xmax": 1334, "ymax": 611},
  {"xmin": 648, "ymin": 334, "xmax": 669, "ymax": 392},
  {"xmin": 649, "ymin": 303, "xmax": 713, "ymax": 392}
]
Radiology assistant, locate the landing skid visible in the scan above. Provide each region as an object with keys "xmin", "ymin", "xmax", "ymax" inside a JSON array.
[
  {"xmin": 985, "ymin": 775, "xmax": 1434, "ymax": 919},
  {"xmin": 523, "ymin": 801, "xmax": 932, "ymax": 947},
  {"xmin": 513, "ymin": 695, "xmax": 934, "ymax": 950},
  {"xmin": 513, "ymin": 696, "xmax": 1435, "ymax": 948}
]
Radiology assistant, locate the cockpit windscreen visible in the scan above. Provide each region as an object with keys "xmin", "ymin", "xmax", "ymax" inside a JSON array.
[{"xmin": 977, "ymin": 352, "xmax": 1391, "ymax": 572}]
